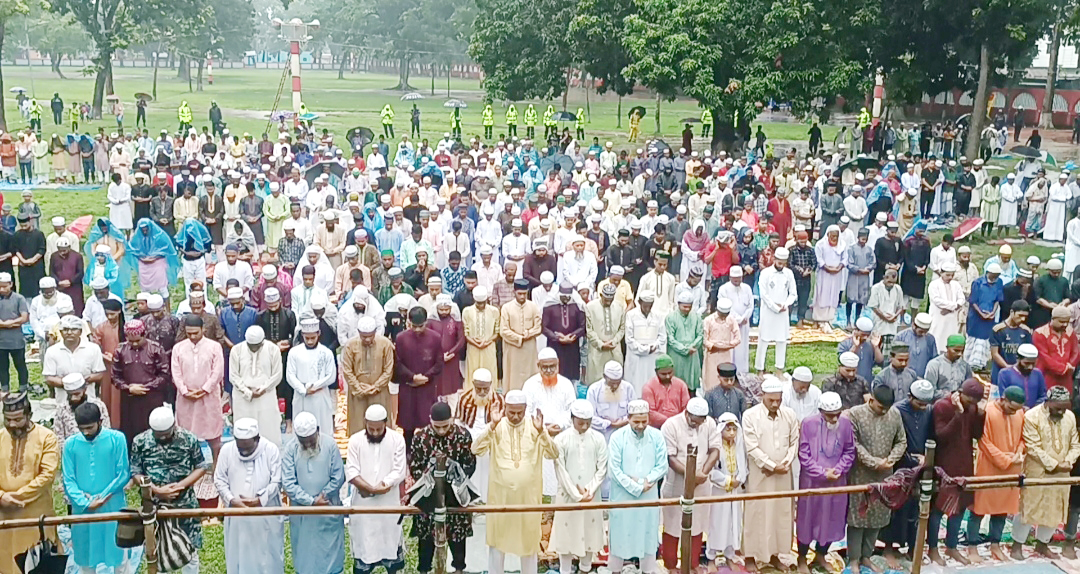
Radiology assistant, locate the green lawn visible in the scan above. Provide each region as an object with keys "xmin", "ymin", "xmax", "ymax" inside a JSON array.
[{"xmin": 0, "ymin": 66, "xmax": 833, "ymax": 148}]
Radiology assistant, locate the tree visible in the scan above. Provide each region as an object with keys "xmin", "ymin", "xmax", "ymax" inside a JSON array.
[
  {"xmin": 468, "ymin": 0, "xmax": 575, "ymax": 101},
  {"xmin": 52, "ymin": 0, "xmax": 143, "ymax": 118},
  {"xmin": 9, "ymin": 8, "xmax": 89, "ymax": 79},
  {"xmin": 1039, "ymin": 0, "xmax": 1077, "ymax": 128},
  {"xmin": 570, "ymin": 0, "xmax": 636, "ymax": 124},
  {"xmin": 0, "ymin": 0, "xmax": 41, "ymax": 131}
]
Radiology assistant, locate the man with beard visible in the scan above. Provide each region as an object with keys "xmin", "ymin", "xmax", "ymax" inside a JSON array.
[
  {"xmin": 49, "ymin": 237, "xmax": 84, "ymax": 314},
  {"xmin": 873, "ymin": 222, "xmax": 902, "ymax": 285},
  {"xmin": 141, "ymin": 294, "xmax": 179, "ymax": 402},
  {"xmin": 342, "ymin": 316, "xmax": 395, "ymax": 434},
  {"xmin": 1011, "ymin": 387, "xmax": 1080, "ymax": 559},
  {"xmin": 409, "ymin": 402, "xmax": 477, "ymax": 574},
  {"xmin": 473, "ymin": 389, "xmax": 559, "ymax": 574},
  {"xmin": 395, "ymin": 307, "xmax": 444, "ymax": 443},
  {"xmin": 282, "ymin": 412, "xmax": 346, "ymax": 574},
  {"xmin": 894, "ymin": 313, "xmax": 939, "ymax": 378},
  {"xmin": 287, "ymin": 318, "xmax": 338, "ymax": 437},
  {"xmin": 62, "ymin": 401, "xmax": 130, "ymax": 574},
  {"xmin": 882, "ymin": 379, "xmax": 935, "ymax": 565},
  {"xmin": 456, "ymin": 368, "xmax": 503, "ymax": 501},
  {"xmin": 346, "ymin": 405, "xmax": 408, "ymax": 574},
  {"xmin": 176, "ymin": 288, "xmax": 224, "ymax": 343},
  {"xmin": 255, "ymin": 287, "xmax": 296, "ymax": 426},
  {"xmin": 542, "ymin": 283, "xmax": 585, "ymax": 381},
  {"xmin": 428, "ymin": 295, "xmax": 465, "ymax": 398},
  {"xmin": 521, "ymin": 347, "xmax": 576, "ymax": 497},
  {"xmin": 52, "ymin": 373, "xmax": 111, "ymax": 456},
  {"xmin": 968, "ymin": 386, "xmax": 1026, "ymax": 562},
  {"xmin": 230, "ymin": 325, "xmax": 284, "ymax": 447},
  {"xmin": 1034, "ymin": 305, "xmax": 1080, "ymax": 394},
  {"xmin": 660, "ymin": 398, "xmax": 720, "ymax": 573},
  {"xmin": 997, "ymin": 343, "xmax": 1046, "ymax": 408},
  {"xmin": 624, "ymin": 291, "xmax": 667, "ymax": 394},
  {"xmin": 523, "ymin": 239, "xmax": 558, "ymax": 289},
  {"xmin": 0, "ymin": 392, "xmax": 59, "ymax": 574},
  {"xmin": 586, "ymin": 361, "xmax": 635, "ymax": 442},
  {"xmin": 215, "ymin": 418, "xmax": 285, "ymax": 574},
  {"xmin": 586, "ymin": 283, "xmax": 626, "ymax": 382},
  {"xmin": 607, "ymin": 399, "xmax": 667, "ymax": 574},
  {"xmin": 110, "ymin": 319, "xmax": 168, "ymax": 443}
]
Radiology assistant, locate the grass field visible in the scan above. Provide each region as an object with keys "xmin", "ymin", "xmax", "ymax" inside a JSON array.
[{"xmin": 0, "ymin": 66, "xmax": 835, "ymax": 148}]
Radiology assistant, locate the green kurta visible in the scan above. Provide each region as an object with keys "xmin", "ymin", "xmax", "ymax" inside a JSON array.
[
  {"xmin": 846, "ymin": 403, "xmax": 907, "ymax": 528},
  {"xmin": 665, "ymin": 309, "xmax": 704, "ymax": 391},
  {"xmin": 980, "ymin": 182, "xmax": 1000, "ymax": 225}
]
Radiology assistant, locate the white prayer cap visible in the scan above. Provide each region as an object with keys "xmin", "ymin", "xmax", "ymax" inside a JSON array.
[
  {"xmin": 365, "ymin": 404, "xmax": 388, "ymax": 422},
  {"xmin": 282, "ymin": 218, "xmax": 296, "ymax": 231},
  {"xmin": 728, "ymin": 266, "xmax": 743, "ymax": 278},
  {"xmin": 56, "ymin": 238, "xmax": 71, "ymax": 248},
  {"xmin": 774, "ymin": 247, "xmax": 789, "ymax": 260},
  {"xmin": 840, "ymin": 216, "xmax": 850, "ymax": 224},
  {"xmin": 686, "ymin": 397, "xmax": 709, "ymax": 417},
  {"xmin": 294, "ymin": 412, "xmax": 319, "ymax": 437},
  {"xmin": 760, "ymin": 375, "xmax": 784, "ymax": 394},
  {"xmin": 855, "ymin": 317, "xmax": 873, "ymax": 332},
  {"xmin": 1018, "ymin": 343, "xmax": 1039, "ymax": 359},
  {"xmin": 89, "ymin": 277, "xmax": 109, "ymax": 289},
  {"xmin": 905, "ymin": 187, "xmax": 917, "ymax": 196},
  {"xmin": 51, "ymin": 216, "xmax": 65, "ymax": 227},
  {"xmin": 940, "ymin": 261, "xmax": 958, "ymax": 273},
  {"xmin": 479, "ymin": 245, "xmax": 493, "ymax": 255},
  {"xmin": 1027, "ymin": 255, "xmax": 1041, "ymax": 265},
  {"xmin": 839, "ymin": 351, "xmax": 860, "ymax": 368},
  {"xmin": 38, "ymin": 277, "xmax": 56, "ymax": 289},
  {"xmin": 875, "ymin": 212, "xmax": 888, "ymax": 222},
  {"xmin": 986, "ymin": 262, "xmax": 1003, "ymax": 274},
  {"xmin": 957, "ymin": 246, "xmax": 971, "ymax": 254},
  {"xmin": 95, "ymin": 244, "xmax": 111, "ymax": 255},
  {"xmin": 538, "ymin": 347, "xmax": 558, "ymax": 361},
  {"xmin": 914, "ymin": 313, "xmax": 932, "ymax": 329},
  {"xmin": 472, "ymin": 368, "xmax": 493, "ymax": 383},
  {"xmin": 59, "ymin": 315, "xmax": 83, "ymax": 330},
  {"xmin": 473, "ymin": 286, "xmax": 489, "ymax": 302},
  {"xmin": 146, "ymin": 294, "xmax": 164, "ymax": 311},
  {"xmin": 717, "ymin": 298, "xmax": 732, "ymax": 313},
  {"xmin": 148, "ymin": 406, "xmax": 175, "ymax": 431},
  {"xmin": 62, "ymin": 373, "xmax": 86, "ymax": 391},
  {"xmin": 300, "ymin": 318, "xmax": 321, "ymax": 334},
  {"xmin": 512, "ymin": 218, "xmax": 523, "ymax": 228},
  {"xmin": 910, "ymin": 379, "xmax": 935, "ymax": 401},
  {"xmin": 435, "ymin": 294, "xmax": 453, "ymax": 307},
  {"xmin": 627, "ymin": 399, "xmax": 650, "ymax": 415},
  {"xmin": 1047, "ymin": 258, "xmax": 1064, "ymax": 271},
  {"xmin": 792, "ymin": 366, "xmax": 813, "ymax": 383},
  {"xmin": 137, "ymin": 292, "xmax": 150, "ymax": 302},
  {"xmin": 310, "ymin": 293, "xmax": 328, "ymax": 310},
  {"xmin": 352, "ymin": 285, "xmax": 369, "ymax": 300},
  {"xmin": 244, "ymin": 325, "xmax": 265, "ymax": 345},
  {"xmin": 344, "ymin": 245, "xmax": 359, "ymax": 257},
  {"xmin": 505, "ymin": 390, "xmax": 527, "ymax": 405},
  {"xmin": 234, "ymin": 418, "xmax": 260, "ymax": 439},
  {"xmin": 604, "ymin": 361, "xmax": 623, "ymax": 379},
  {"xmin": 676, "ymin": 290, "xmax": 695, "ymax": 305},
  {"xmin": 1018, "ymin": 268, "xmax": 1033, "ymax": 278},
  {"xmin": 540, "ymin": 271, "xmax": 554, "ymax": 285},
  {"xmin": 818, "ymin": 392, "xmax": 842, "ymax": 412},
  {"xmin": 227, "ymin": 287, "xmax": 245, "ymax": 300},
  {"xmin": 358, "ymin": 317, "xmax": 378, "ymax": 334},
  {"xmin": 570, "ymin": 399, "xmax": 594, "ymax": 419},
  {"xmin": 264, "ymin": 287, "xmax": 280, "ymax": 303},
  {"xmin": 270, "ymin": 182, "xmax": 281, "ymax": 192}
]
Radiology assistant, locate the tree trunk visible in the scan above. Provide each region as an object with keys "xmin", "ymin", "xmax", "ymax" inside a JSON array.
[
  {"xmin": 616, "ymin": 95, "xmax": 622, "ymax": 128},
  {"xmin": 431, "ymin": 62, "xmax": 436, "ymax": 95},
  {"xmin": 709, "ymin": 109, "xmax": 737, "ymax": 154},
  {"xmin": 1040, "ymin": 21, "xmax": 1062, "ymax": 129},
  {"xmin": 654, "ymin": 91, "xmax": 661, "ymax": 134},
  {"xmin": 196, "ymin": 58, "xmax": 204, "ymax": 91},
  {"xmin": 0, "ymin": 26, "xmax": 7, "ymax": 132},
  {"xmin": 446, "ymin": 63, "xmax": 450, "ymax": 97},
  {"xmin": 50, "ymin": 52, "xmax": 66, "ymax": 79},
  {"xmin": 337, "ymin": 49, "xmax": 348, "ymax": 80},
  {"xmin": 178, "ymin": 55, "xmax": 189, "ymax": 81},
  {"xmin": 105, "ymin": 64, "xmax": 114, "ymax": 97},
  {"xmin": 561, "ymin": 68, "xmax": 570, "ymax": 111},
  {"xmin": 965, "ymin": 43, "xmax": 991, "ymax": 160},
  {"xmin": 152, "ymin": 51, "xmax": 160, "ymax": 100},
  {"xmin": 92, "ymin": 48, "xmax": 112, "ymax": 119}
]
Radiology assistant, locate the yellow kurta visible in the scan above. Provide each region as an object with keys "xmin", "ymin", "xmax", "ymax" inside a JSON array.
[
  {"xmin": 463, "ymin": 304, "xmax": 500, "ymax": 391},
  {"xmin": 1019, "ymin": 404, "xmax": 1080, "ymax": 527},
  {"xmin": 499, "ymin": 300, "xmax": 542, "ymax": 391},
  {"xmin": 0, "ymin": 425, "xmax": 60, "ymax": 574},
  {"xmin": 741, "ymin": 403, "xmax": 799, "ymax": 563},
  {"xmin": 472, "ymin": 419, "xmax": 559, "ymax": 556},
  {"xmin": 585, "ymin": 300, "xmax": 626, "ymax": 383}
]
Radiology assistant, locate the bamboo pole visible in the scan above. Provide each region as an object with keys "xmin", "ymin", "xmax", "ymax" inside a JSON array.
[
  {"xmin": 3, "ymin": 474, "xmax": 1076, "ymax": 531},
  {"xmin": 433, "ymin": 455, "xmax": 448, "ymax": 574},
  {"xmin": 680, "ymin": 445, "xmax": 698, "ymax": 574},
  {"xmin": 137, "ymin": 475, "xmax": 160, "ymax": 574},
  {"xmin": 910, "ymin": 440, "xmax": 936, "ymax": 574}
]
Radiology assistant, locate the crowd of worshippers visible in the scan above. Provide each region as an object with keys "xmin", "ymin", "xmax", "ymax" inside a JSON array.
[{"xmin": 7, "ymin": 345, "xmax": 1080, "ymax": 574}]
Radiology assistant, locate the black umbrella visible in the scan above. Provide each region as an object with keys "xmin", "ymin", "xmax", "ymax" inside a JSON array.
[
  {"xmin": 680, "ymin": 117, "xmax": 701, "ymax": 123},
  {"xmin": 15, "ymin": 516, "xmax": 68, "ymax": 573},
  {"xmin": 628, "ymin": 106, "xmax": 646, "ymax": 119},
  {"xmin": 539, "ymin": 154, "xmax": 574, "ymax": 174},
  {"xmin": 305, "ymin": 161, "xmax": 346, "ymax": 186},
  {"xmin": 1009, "ymin": 145, "xmax": 1041, "ymax": 159},
  {"xmin": 836, "ymin": 155, "xmax": 881, "ymax": 175},
  {"xmin": 346, "ymin": 127, "xmax": 375, "ymax": 153},
  {"xmin": 551, "ymin": 111, "xmax": 577, "ymax": 122}
]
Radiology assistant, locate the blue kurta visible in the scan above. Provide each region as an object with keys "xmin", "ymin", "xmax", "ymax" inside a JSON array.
[
  {"xmin": 281, "ymin": 433, "xmax": 346, "ymax": 574},
  {"xmin": 893, "ymin": 329, "xmax": 938, "ymax": 378},
  {"xmin": 62, "ymin": 429, "xmax": 131, "ymax": 568},
  {"xmin": 997, "ymin": 366, "xmax": 1047, "ymax": 408},
  {"xmin": 967, "ymin": 276, "xmax": 1004, "ymax": 340},
  {"xmin": 607, "ymin": 425, "xmax": 669, "ymax": 559}
]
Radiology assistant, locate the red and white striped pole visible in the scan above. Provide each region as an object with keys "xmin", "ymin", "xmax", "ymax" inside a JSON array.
[
  {"xmin": 290, "ymin": 40, "xmax": 302, "ymax": 113},
  {"xmin": 207, "ymin": 53, "xmax": 214, "ymax": 85},
  {"xmin": 871, "ymin": 71, "xmax": 884, "ymax": 127}
]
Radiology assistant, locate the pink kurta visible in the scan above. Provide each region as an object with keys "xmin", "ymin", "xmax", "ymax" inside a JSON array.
[
  {"xmin": 171, "ymin": 337, "xmax": 225, "ymax": 440},
  {"xmin": 701, "ymin": 314, "xmax": 741, "ymax": 392}
]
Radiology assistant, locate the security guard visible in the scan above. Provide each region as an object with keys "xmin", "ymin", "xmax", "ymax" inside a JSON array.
[
  {"xmin": 481, "ymin": 104, "xmax": 494, "ymax": 139},
  {"xmin": 524, "ymin": 104, "xmax": 538, "ymax": 139},
  {"xmin": 177, "ymin": 100, "xmax": 193, "ymax": 133},
  {"xmin": 28, "ymin": 99, "xmax": 42, "ymax": 133},
  {"xmin": 68, "ymin": 102, "xmax": 79, "ymax": 132},
  {"xmin": 858, "ymin": 106, "xmax": 870, "ymax": 129},
  {"xmin": 450, "ymin": 108, "xmax": 462, "ymax": 140},
  {"xmin": 575, "ymin": 107, "xmax": 585, "ymax": 140},
  {"xmin": 700, "ymin": 108, "xmax": 713, "ymax": 138},
  {"xmin": 543, "ymin": 104, "xmax": 556, "ymax": 138},
  {"xmin": 506, "ymin": 104, "xmax": 518, "ymax": 137},
  {"xmin": 381, "ymin": 104, "xmax": 395, "ymax": 138}
]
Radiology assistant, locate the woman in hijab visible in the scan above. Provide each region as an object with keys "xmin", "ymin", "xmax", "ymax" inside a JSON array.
[
  {"xmin": 293, "ymin": 244, "xmax": 335, "ymax": 292},
  {"xmin": 126, "ymin": 218, "xmax": 181, "ymax": 300},
  {"xmin": 681, "ymin": 219, "xmax": 710, "ymax": 282},
  {"xmin": 362, "ymin": 202, "xmax": 384, "ymax": 239},
  {"xmin": 705, "ymin": 412, "xmax": 748, "ymax": 572},
  {"xmin": 84, "ymin": 244, "xmax": 125, "ymax": 298},
  {"xmin": 225, "ymin": 220, "xmax": 260, "ymax": 262}
]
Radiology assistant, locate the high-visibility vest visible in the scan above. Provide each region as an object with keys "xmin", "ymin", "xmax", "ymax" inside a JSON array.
[
  {"xmin": 381, "ymin": 105, "xmax": 395, "ymax": 124},
  {"xmin": 506, "ymin": 105, "xmax": 518, "ymax": 125},
  {"xmin": 178, "ymin": 104, "xmax": 192, "ymax": 123},
  {"xmin": 450, "ymin": 111, "xmax": 462, "ymax": 128},
  {"xmin": 68, "ymin": 106, "xmax": 79, "ymax": 123},
  {"xmin": 524, "ymin": 106, "xmax": 537, "ymax": 126},
  {"xmin": 701, "ymin": 109, "xmax": 713, "ymax": 124},
  {"xmin": 575, "ymin": 108, "xmax": 585, "ymax": 129},
  {"xmin": 29, "ymin": 102, "xmax": 42, "ymax": 120},
  {"xmin": 482, "ymin": 106, "xmax": 494, "ymax": 126},
  {"xmin": 543, "ymin": 105, "xmax": 555, "ymax": 126}
]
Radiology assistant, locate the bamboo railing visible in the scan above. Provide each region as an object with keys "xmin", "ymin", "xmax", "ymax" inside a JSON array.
[{"xmin": 4, "ymin": 442, "xmax": 1080, "ymax": 574}]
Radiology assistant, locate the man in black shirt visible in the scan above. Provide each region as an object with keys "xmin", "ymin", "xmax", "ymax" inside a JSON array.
[
  {"xmin": 955, "ymin": 163, "xmax": 975, "ymax": 218},
  {"xmin": 920, "ymin": 160, "xmax": 941, "ymax": 219}
]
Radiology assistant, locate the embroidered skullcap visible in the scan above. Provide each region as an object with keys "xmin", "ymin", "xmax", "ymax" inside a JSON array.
[
  {"xmin": 1017, "ymin": 343, "xmax": 1038, "ymax": 358},
  {"xmin": 294, "ymin": 412, "xmax": 319, "ymax": 437},
  {"xmin": 839, "ymin": 351, "xmax": 860, "ymax": 368},
  {"xmin": 125, "ymin": 319, "xmax": 146, "ymax": 337},
  {"xmin": 56, "ymin": 237, "xmax": 70, "ymax": 248},
  {"xmin": 792, "ymin": 366, "xmax": 813, "ymax": 383},
  {"xmin": 472, "ymin": 368, "xmax": 493, "ymax": 383},
  {"xmin": 436, "ymin": 294, "xmax": 453, "ymax": 308},
  {"xmin": 1049, "ymin": 385, "xmax": 1072, "ymax": 403},
  {"xmin": 908, "ymin": 379, "xmax": 934, "ymax": 401},
  {"xmin": 148, "ymin": 406, "xmax": 175, "ymax": 431},
  {"xmin": 227, "ymin": 287, "xmax": 245, "ymax": 300},
  {"xmin": 571, "ymin": 399, "xmax": 595, "ymax": 419},
  {"xmin": 601, "ymin": 283, "xmax": 618, "ymax": 297},
  {"xmin": 365, "ymin": 404, "xmax": 388, "ymax": 421},
  {"xmin": 914, "ymin": 313, "xmax": 932, "ymax": 329},
  {"xmin": 628, "ymin": 399, "xmax": 650, "ymax": 415},
  {"xmin": 62, "ymin": 373, "xmax": 86, "ymax": 391},
  {"xmin": 818, "ymin": 392, "xmax": 842, "ymax": 412},
  {"xmin": 604, "ymin": 361, "xmax": 623, "ymax": 379},
  {"xmin": 538, "ymin": 347, "xmax": 558, "ymax": 361},
  {"xmin": 264, "ymin": 287, "xmax": 280, "ymax": 303},
  {"xmin": 505, "ymin": 390, "xmax": 527, "ymax": 405},
  {"xmin": 760, "ymin": 375, "xmax": 784, "ymax": 394},
  {"xmin": 686, "ymin": 397, "xmax": 709, "ymax": 417},
  {"xmin": 59, "ymin": 315, "xmax": 83, "ymax": 330},
  {"xmin": 300, "ymin": 318, "xmax": 321, "ymax": 333}
]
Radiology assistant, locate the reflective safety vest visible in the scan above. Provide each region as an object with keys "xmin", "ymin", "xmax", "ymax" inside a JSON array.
[
  {"xmin": 575, "ymin": 108, "xmax": 585, "ymax": 130},
  {"xmin": 482, "ymin": 106, "xmax": 494, "ymax": 126},
  {"xmin": 524, "ymin": 106, "xmax": 537, "ymax": 126},
  {"xmin": 506, "ymin": 105, "xmax": 518, "ymax": 125},
  {"xmin": 701, "ymin": 109, "xmax": 713, "ymax": 124},
  {"xmin": 178, "ymin": 104, "xmax": 192, "ymax": 123},
  {"xmin": 381, "ymin": 105, "xmax": 395, "ymax": 124},
  {"xmin": 543, "ymin": 105, "xmax": 555, "ymax": 126},
  {"xmin": 450, "ymin": 110, "xmax": 462, "ymax": 128}
]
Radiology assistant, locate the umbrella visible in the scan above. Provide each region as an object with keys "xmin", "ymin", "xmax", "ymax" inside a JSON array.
[
  {"xmin": 304, "ymin": 161, "xmax": 346, "ymax": 186},
  {"xmin": 346, "ymin": 126, "xmax": 375, "ymax": 152},
  {"xmin": 953, "ymin": 217, "xmax": 983, "ymax": 241},
  {"xmin": 15, "ymin": 516, "xmax": 68, "ymax": 573},
  {"xmin": 400, "ymin": 92, "xmax": 424, "ymax": 101},
  {"xmin": 836, "ymin": 155, "xmax": 880, "ymax": 175},
  {"xmin": 680, "ymin": 117, "xmax": 702, "ymax": 123},
  {"xmin": 105, "ymin": 94, "xmax": 120, "ymax": 102},
  {"xmin": 628, "ymin": 106, "xmax": 646, "ymax": 119},
  {"xmin": 67, "ymin": 215, "xmax": 93, "ymax": 238},
  {"xmin": 134, "ymin": 92, "xmax": 153, "ymax": 102},
  {"xmin": 551, "ymin": 111, "xmax": 576, "ymax": 122},
  {"xmin": 538, "ymin": 154, "xmax": 574, "ymax": 174},
  {"xmin": 8, "ymin": 87, "xmax": 25, "ymax": 93},
  {"xmin": 648, "ymin": 139, "xmax": 671, "ymax": 154},
  {"xmin": 270, "ymin": 111, "xmax": 295, "ymax": 122},
  {"xmin": 444, "ymin": 99, "xmax": 467, "ymax": 109},
  {"xmin": 298, "ymin": 112, "xmax": 319, "ymax": 122},
  {"xmin": 1009, "ymin": 145, "xmax": 1041, "ymax": 159}
]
